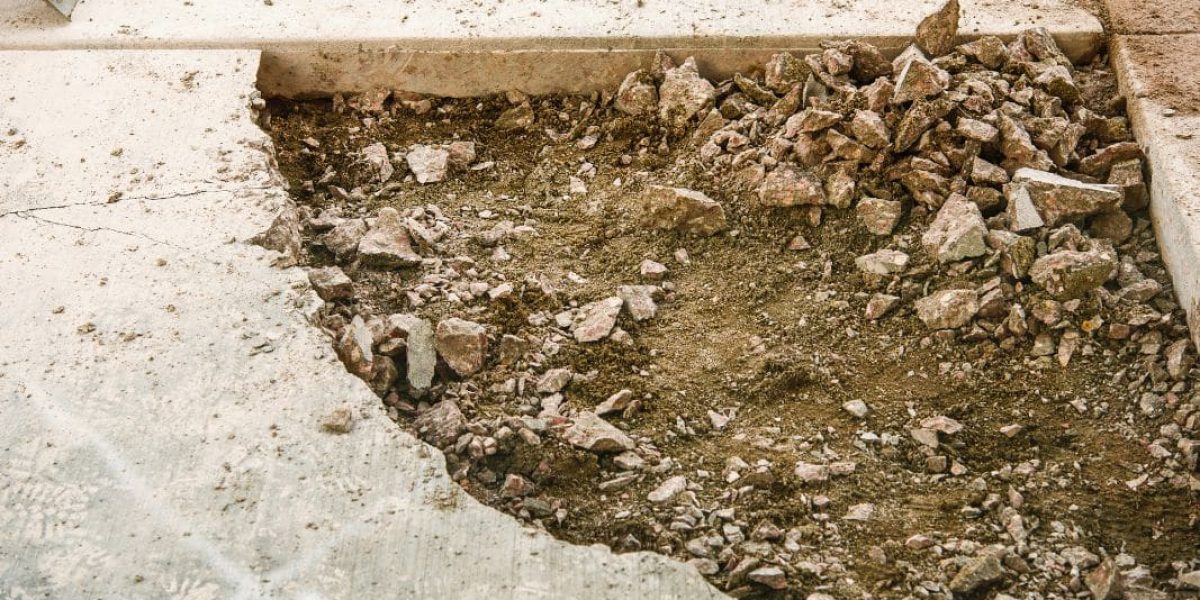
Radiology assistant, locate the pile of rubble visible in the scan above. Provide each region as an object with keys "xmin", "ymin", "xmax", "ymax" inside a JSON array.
[{"xmin": 257, "ymin": 1, "xmax": 1200, "ymax": 596}]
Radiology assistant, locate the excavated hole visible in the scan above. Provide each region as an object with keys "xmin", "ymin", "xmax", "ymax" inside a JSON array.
[{"xmin": 258, "ymin": 38, "xmax": 1200, "ymax": 599}]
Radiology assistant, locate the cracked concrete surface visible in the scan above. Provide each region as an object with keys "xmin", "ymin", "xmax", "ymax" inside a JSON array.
[{"xmin": 0, "ymin": 49, "xmax": 722, "ymax": 599}]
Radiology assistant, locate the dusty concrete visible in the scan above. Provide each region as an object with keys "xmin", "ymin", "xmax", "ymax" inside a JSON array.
[
  {"xmin": 1112, "ymin": 34, "xmax": 1200, "ymax": 349},
  {"xmin": 1103, "ymin": 0, "xmax": 1200, "ymax": 34},
  {"xmin": 0, "ymin": 0, "xmax": 1103, "ymax": 96},
  {"xmin": 0, "ymin": 49, "xmax": 722, "ymax": 599}
]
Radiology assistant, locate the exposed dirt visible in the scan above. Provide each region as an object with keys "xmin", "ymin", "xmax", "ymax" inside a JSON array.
[{"xmin": 260, "ymin": 40, "xmax": 1200, "ymax": 599}]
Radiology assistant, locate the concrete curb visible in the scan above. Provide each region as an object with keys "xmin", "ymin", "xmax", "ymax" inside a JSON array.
[
  {"xmin": 0, "ymin": 0, "xmax": 1104, "ymax": 96},
  {"xmin": 1111, "ymin": 34, "xmax": 1200, "ymax": 350}
]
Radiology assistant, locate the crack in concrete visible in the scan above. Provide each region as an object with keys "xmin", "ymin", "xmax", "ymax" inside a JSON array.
[
  {"xmin": 13, "ymin": 211, "xmax": 191, "ymax": 249},
  {"xmin": 0, "ymin": 184, "xmax": 278, "ymax": 219}
]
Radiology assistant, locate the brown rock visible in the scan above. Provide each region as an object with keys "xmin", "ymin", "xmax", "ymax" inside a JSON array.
[
  {"xmin": 358, "ymin": 208, "xmax": 423, "ymax": 268},
  {"xmin": 308, "ymin": 266, "xmax": 354, "ymax": 301},
  {"xmin": 573, "ymin": 297, "xmax": 624, "ymax": 342},
  {"xmin": 849, "ymin": 110, "xmax": 890, "ymax": 148},
  {"xmin": 892, "ymin": 57, "xmax": 950, "ymax": 104},
  {"xmin": 251, "ymin": 205, "xmax": 302, "ymax": 267},
  {"xmin": 915, "ymin": 289, "xmax": 980, "ymax": 329},
  {"xmin": 563, "ymin": 412, "xmax": 635, "ymax": 453},
  {"xmin": 1030, "ymin": 248, "xmax": 1117, "ymax": 299},
  {"xmin": 413, "ymin": 399, "xmax": 466, "ymax": 447},
  {"xmin": 915, "ymin": 0, "xmax": 960, "ymax": 57},
  {"xmin": 857, "ymin": 197, "xmax": 903, "ymax": 235},
  {"xmin": 615, "ymin": 69, "xmax": 659, "ymax": 116},
  {"xmin": 922, "ymin": 195, "xmax": 988, "ymax": 263},
  {"xmin": 1012, "ymin": 168, "xmax": 1122, "ymax": 227},
  {"xmin": 435, "ymin": 317, "xmax": 488, "ymax": 376},
  {"xmin": 642, "ymin": 185, "xmax": 727, "ymax": 236},
  {"xmin": 757, "ymin": 165, "xmax": 827, "ymax": 206},
  {"xmin": 659, "ymin": 57, "xmax": 716, "ymax": 128}
]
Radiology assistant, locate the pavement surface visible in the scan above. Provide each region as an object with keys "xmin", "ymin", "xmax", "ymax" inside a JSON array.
[
  {"xmin": 0, "ymin": 0, "xmax": 1103, "ymax": 96},
  {"xmin": 0, "ymin": 49, "xmax": 722, "ymax": 600}
]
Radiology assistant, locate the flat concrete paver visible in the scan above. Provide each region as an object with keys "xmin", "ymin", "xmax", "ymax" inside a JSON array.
[
  {"xmin": 0, "ymin": 49, "xmax": 722, "ymax": 599},
  {"xmin": 0, "ymin": 0, "xmax": 1103, "ymax": 96},
  {"xmin": 1112, "ymin": 34, "xmax": 1200, "ymax": 349}
]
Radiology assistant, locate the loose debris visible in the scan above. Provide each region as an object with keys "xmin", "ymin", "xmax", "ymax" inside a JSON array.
[{"xmin": 262, "ymin": 3, "xmax": 1200, "ymax": 596}]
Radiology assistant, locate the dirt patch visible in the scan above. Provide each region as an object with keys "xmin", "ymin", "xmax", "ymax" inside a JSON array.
[{"xmin": 258, "ymin": 29, "xmax": 1199, "ymax": 599}]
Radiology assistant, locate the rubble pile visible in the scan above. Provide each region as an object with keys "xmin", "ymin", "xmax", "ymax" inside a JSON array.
[{"xmin": 259, "ymin": 2, "xmax": 1200, "ymax": 596}]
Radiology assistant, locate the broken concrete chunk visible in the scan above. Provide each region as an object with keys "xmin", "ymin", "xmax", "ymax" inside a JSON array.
[
  {"xmin": 641, "ymin": 185, "xmax": 727, "ymax": 236},
  {"xmin": 358, "ymin": 208, "xmax": 423, "ymax": 268},
  {"xmin": 250, "ymin": 205, "xmax": 302, "ymax": 267},
  {"xmin": 922, "ymin": 195, "xmax": 988, "ymax": 263},
  {"xmin": 573, "ymin": 297, "xmax": 624, "ymax": 342},
  {"xmin": 321, "ymin": 218, "xmax": 368, "ymax": 261},
  {"xmin": 336, "ymin": 315, "xmax": 374, "ymax": 379},
  {"xmin": 389, "ymin": 314, "xmax": 436, "ymax": 393},
  {"xmin": 563, "ymin": 412, "xmax": 635, "ymax": 453},
  {"xmin": 857, "ymin": 197, "xmax": 903, "ymax": 235},
  {"xmin": 1030, "ymin": 248, "xmax": 1117, "ymax": 300},
  {"xmin": 308, "ymin": 266, "xmax": 353, "ymax": 301},
  {"xmin": 406, "ymin": 144, "xmax": 450, "ymax": 184},
  {"xmin": 435, "ymin": 317, "xmax": 488, "ymax": 376},
  {"xmin": 360, "ymin": 142, "xmax": 394, "ymax": 183},
  {"xmin": 1005, "ymin": 183, "xmax": 1046, "ymax": 232},
  {"xmin": 618, "ymin": 285, "xmax": 659, "ymax": 321},
  {"xmin": 915, "ymin": 0, "xmax": 960, "ymax": 57},
  {"xmin": 915, "ymin": 289, "xmax": 979, "ymax": 329},
  {"xmin": 757, "ymin": 165, "xmax": 826, "ymax": 206},
  {"xmin": 659, "ymin": 57, "xmax": 716, "ymax": 128},
  {"xmin": 855, "ymin": 249, "xmax": 910, "ymax": 275},
  {"xmin": 615, "ymin": 69, "xmax": 658, "ymax": 117},
  {"xmin": 1012, "ymin": 168, "xmax": 1122, "ymax": 227}
]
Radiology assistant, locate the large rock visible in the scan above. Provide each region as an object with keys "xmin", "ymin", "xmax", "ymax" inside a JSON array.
[
  {"xmin": 1030, "ymin": 248, "xmax": 1117, "ymax": 300},
  {"xmin": 658, "ymin": 57, "xmax": 715, "ymax": 128},
  {"xmin": 1011, "ymin": 168, "xmax": 1123, "ymax": 227},
  {"xmin": 321, "ymin": 218, "xmax": 368, "ymax": 261},
  {"xmin": 335, "ymin": 315, "xmax": 374, "ymax": 379},
  {"xmin": 618, "ymin": 285, "xmax": 659, "ymax": 321},
  {"xmin": 388, "ymin": 314, "xmax": 436, "ymax": 393},
  {"xmin": 308, "ymin": 266, "xmax": 354, "ymax": 301},
  {"xmin": 435, "ymin": 317, "xmax": 488, "ymax": 376},
  {"xmin": 573, "ymin": 297, "xmax": 624, "ymax": 342},
  {"xmin": 922, "ymin": 195, "xmax": 987, "ymax": 263},
  {"xmin": 949, "ymin": 554, "xmax": 1004, "ymax": 594},
  {"xmin": 250, "ymin": 205, "xmax": 302, "ymax": 267},
  {"xmin": 358, "ymin": 208, "xmax": 423, "ymax": 268},
  {"xmin": 892, "ymin": 57, "xmax": 950, "ymax": 104},
  {"xmin": 857, "ymin": 197, "xmax": 903, "ymax": 235},
  {"xmin": 915, "ymin": 289, "xmax": 979, "ymax": 329},
  {"xmin": 406, "ymin": 144, "xmax": 450, "ymax": 184},
  {"xmin": 642, "ymin": 185, "xmax": 727, "ymax": 236},
  {"xmin": 915, "ymin": 0, "xmax": 960, "ymax": 57},
  {"xmin": 849, "ymin": 110, "xmax": 890, "ymax": 148},
  {"xmin": 563, "ymin": 412, "xmax": 636, "ymax": 453},
  {"xmin": 615, "ymin": 69, "xmax": 658, "ymax": 116},
  {"xmin": 757, "ymin": 165, "xmax": 826, "ymax": 206},
  {"xmin": 855, "ymin": 250, "xmax": 909, "ymax": 275}
]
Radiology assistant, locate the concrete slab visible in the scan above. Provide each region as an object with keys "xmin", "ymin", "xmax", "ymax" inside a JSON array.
[
  {"xmin": 0, "ymin": 0, "xmax": 1104, "ymax": 96},
  {"xmin": 1103, "ymin": 0, "xmax": 1200, "ymax": 34},
  {"xmin": 1112, "ymin": 34, "xmax": 1200, "ymax": 349},
  {"xmin": 0, "ymin": 48, "xmax": 723, "ymax": 599}
]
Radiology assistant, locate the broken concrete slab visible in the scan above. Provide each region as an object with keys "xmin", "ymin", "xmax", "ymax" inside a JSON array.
[
  {"xmin": 0, "ymin": 49, "xmax": 722, "ymax": 599},
  {"xmin": 0, "ymin": 0, "xmax": 1103, "ymax": 97}
]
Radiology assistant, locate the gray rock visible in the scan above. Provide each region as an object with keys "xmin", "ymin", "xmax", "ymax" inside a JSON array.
[
  {"xmin": 658, "ymin": 57, "xmax": 716, "ymax": 128},
  {"xmin": 641, "ymin": 185, "xmax": 727, "ymax": 236},
  {"xmin": 308, "ymin": 266, "xmax": 354, "ymax": 301},
  {"xmin": 563, "ymin": 411, "xmax": 635, "ymax": 453},
  {"xmin": 406, "ymin": 144, "xmax": 449, "ymax": 184},
  {"xmin": 1030, "ymin": 248, "xmax": 1117, "ymax": 300},
  {"xmin": 536, "ymin": 367, "xmax": 573, "ymax": 394},
  {"xmin": 358, "ymin": 208, "xmax": 422, "ymax": 268},
  {"xmin": 573, "ymin": 297, "xmax": 624, "ymax": 343},
  {"xmin": 321, "ymin": 218, "xmax": 368, "ymax": 261},
  {"xmin": 922, "ymin": 195, "xmax": 987, "ymax": 263},
  {"xmin": 842, "ymin": 399, "xmax": 870, "ymax": 418},
  {"xmin": 640, "ymin": 259, "xmax": 668, "ymax": 281},
  {"xmin": 618, "ymin": 285, "xmax": 659, "ymax": 321},
  {"xmin": 915, "ymin": 289, "xmax": 979, "ymax": 329},
  {"xmin": 360, "ymin": 142, "xmax": 394, "ymax": 183},
  {"xmin": 949, "ymin": 554, "xmax": 1004, "ymax": 594},
  {"xmin": 865, "ymin": 293, "xmax": 900, "ymax": 319},
  {"xmin": 595, "ymin": 389, "xmax": 634, "ymax": 416},
  {"xmin": 647, "ymin": 475, "xmax": 687, "ymax": 504},
  {"xmin": 1012, "ymin": 168, "xmax": 1123, "ymax": 227},
  {"xmin": 388, "ymin": 314, "xmax": 436, "ymax": 393},
  {"xmin": 747, "ymin": 566, "xmax": 788, "ymax": 590},
  {"xmin": 435, "ymin": 317, "xmax": 487, "ymax": 376},
  {"xmin": 855, "ymin": 249, "xmax": 910, "ymax": 275},
  {"xmin": 1005, "ymin": 183, "xmax": 1046, "ymax": 232}
]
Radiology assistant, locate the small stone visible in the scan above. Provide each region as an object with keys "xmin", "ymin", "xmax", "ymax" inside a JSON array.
[
  {"xmin": 1035, "ymin": 65, "xmax": 1079, "ymax": 102},
  {"xmin": 414, "ymin": 400, "xmax": 466, "ymax": 447},
  {"xmin": 855, "ymin": 249, "xmax": 909, "ymax": 275},
  {"xmin": 573, "ymin": 297, "xmax": 624, "ymax": 343},
  {"xmin": 865, "ymin": 293, "xmax": 900, "ymax": 320},
  {"xmin": 857, "ymin": 197, "xmax": 903, "ymax": 235},
  {"xmin": 618, "ymin": 285, "xmax": 659, "ymax": 321},
  {"xmin": 388, "ymin": 314, "xmax": 436, "ymax": 393},
  {"xmin": 949, "ymin": 554, "xmax": 1004, "ymax": 594},
  {"xmin": 1011, "ymin": 168, "xmax": 1123, "ymax": 227},
  {"xmin": 921, "ymin": 415, "xmax": 963, "ymax": 434},
  {"xmin": 358, "ymin": 208, "xmax": 422, "ymax": 268},
  {"xmin": 563, "ymin": 411, "xmax": 635, "ymax": 453},
  {"xmin": 615, "ymin": 69, "xmax": 659, "ymax": 116},
  {"xmin": 794, "ymin": 462, "xmax": 830, "ymax": 482},
  {"xmin": 906, "ymin": 534, "xmax": 935, "ymax": 550},
  {"xmin": 1089, "ymin": 210, "xmax": 1133, "ymax": 243},
  {"xmin": 641, "ymin": 185, "xmax": 727, "ymax": 236},
  {"xmin": 307, "ymin": 266, "xmax": 354, "ymax": 301},
  {"xmin": 336, "ymin": 315, "xmax": 374, "ymax": 379},
  {"xmin": 536, "ymin": 367, "xmax": 573, "ymax": 394},
  {"xmin": 842, "ymin": 399, "xmax": 870, "ymax": 418},
  {"xmin": 406, "ymin": 144, "xmax": 450, "ymax": 184},
  {"xmin": 659, "ymin": 57, "xmax": 716, "ymax": 128},
  {"xmin": 435, "ymin": 317, "xmax": 488, "ymax": 376},
  {"xmin": 764, "ymin": 52, "xmax": 809, "ymax": 93},
  {"xmin": 321, "ymin": 404, "xmax": 354, "ymax": 434},
  {"xmin": 758, "ymin": 165, "xmax": 826, "ymax": 206},
  {"xmin": 915, "ymin": 0, "xmax": 960, "ymax": 57},
  {"xmin": 1108, "ymin": 159, "xmax": 1149, "ymax": 212},
  {"xmin": 915, "ymin": 289, "xmax": 979, "ymax": 329},
  {"xmin": 1079, "ymin": 141, "xmax": 1142, "ymax": 178},
  {"xmin": 596, "ymin": 389, "xmax": 634, "ymax": 416},
  {"xmin": 640, "ymin": 259, "xmax": 668, "ymax": 281},
  {"xmin": 1030, "ymin": 249, "xmax": 1117, "ymax": 300},
  {"xmin": 922, "ymin": 195, "xmax": 988, "ymax": 263},
  {"xmin": 496, "ymin": 102, "xmax": 535, "ymax": 131},
  {"xmin": 647, "ymin": 475, "xmax": 687, "ymax": 504},
  {"xmin": 844, "ymin": 502, "xmax": 875, "ymax": 521},
  {"xmin": 250, "ymin": 205, "xmax": 302, "ymax": 267},
  {"xmin": 500, "ymin": 474, "xmax": 534, "ymax": 498},
  {"xmin": 958, "ymin": 36, "xmax": 1009, "ymax": 69},
  {"xmin": 747, "ymin": 566, "xmax": 788, "ymax": 590},
  {"xmin": 892, "ymin": 57, "xmax": 950, "ymax": 104},
  {"xmin": 321, "ymin": 218, "xmax": 368, "ymax": 261},
  {"xmin": 849, "ymin": 110, "xmax": 890, "ymax": 148},
  {"xmin": 359, "ymin": 142, "xmax": 394, "ymax": 183}
]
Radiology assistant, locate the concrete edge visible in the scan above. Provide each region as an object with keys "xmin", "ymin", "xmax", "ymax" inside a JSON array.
[{"xmin": 1111, "ymin": 35, "xmax": 1200, "ymax": 350}]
